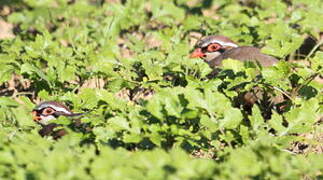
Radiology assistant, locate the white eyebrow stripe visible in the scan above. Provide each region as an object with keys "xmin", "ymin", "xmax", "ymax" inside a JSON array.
[
  {"xmin": 201, "ymin": 40, "xmax": 239, "ymax": 48},
  {"xmin": 35, "ymin": 104, "xmax": 72, "ymax": 114}
]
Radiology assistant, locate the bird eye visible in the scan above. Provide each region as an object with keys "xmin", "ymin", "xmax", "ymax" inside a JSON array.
[
  {"xmin": 207, "ymin": 43, "xmax": 221, "ymax": 52},
  {"xmin": 43, "ymin": 107, "xmax": 54, "ymax": 115}
]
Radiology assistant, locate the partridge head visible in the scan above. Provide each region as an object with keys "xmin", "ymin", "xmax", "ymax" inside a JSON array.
[
  {"xmin": 32, "ymin": 101, "xmax": 84, "ymax": 125},
  {"xmin": 32, "ymin": 101, "xmax": 87, "ymax": 139},
  {"xmin": 191, "ymin": 36, "xmax": 285, "ymax": 113},
  {"xmin": 190, "ymin": 35, "xmax": 278, "ymax": 67}
]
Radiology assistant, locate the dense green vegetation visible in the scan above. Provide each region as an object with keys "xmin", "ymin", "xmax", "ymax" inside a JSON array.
[{"xmin": 0, "ymin": 0, "xmax": 322, "ymax": 179}]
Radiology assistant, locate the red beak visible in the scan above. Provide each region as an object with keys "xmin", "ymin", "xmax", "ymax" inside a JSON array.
[
  {"xmin": 32, "ymin": 111, "xmax": 41, "ymax": 122},
  {"xmin": 190, "ymin": 48, "xmax": 205, "ymax": 58}
]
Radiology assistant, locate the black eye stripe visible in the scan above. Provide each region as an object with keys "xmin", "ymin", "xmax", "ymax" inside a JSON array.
[
  {"xmin": 201, "ymin": 43, "xmax": 223, "ymax": 53},
  {"xmin": 35, "ymin": 108, "xmax": 55, "ymax": 114},
  {"xmin": 201, "ymin": 47, "xmax": 208, "ymax": 52},
  {"xmin": 218, "ymin": 49, "xmax": 225, "ymax": 53},
  {"xmin": 40, "ymin": 111, "xmax": 65, "ymax": 117},
  {"xmin": 32, "ymin": 109, "xmax": 46, "ymax": 115},
  {"xmin": 52, "ymin": 113, "xmax": 60, "ymax": 118},
  {"xmin": 43, "ymin": 108, "xmax": 53, "ymax": 113}
]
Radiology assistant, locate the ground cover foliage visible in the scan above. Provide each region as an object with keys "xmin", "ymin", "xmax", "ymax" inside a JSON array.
[{"xmin": 0, "ymin": 0, "xmax": 322, "ymax": 179}]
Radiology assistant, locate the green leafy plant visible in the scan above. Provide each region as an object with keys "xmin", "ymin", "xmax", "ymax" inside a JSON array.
[{"xmin": 0, "ymin": 0, "xmax": 322, "ymax": 179}]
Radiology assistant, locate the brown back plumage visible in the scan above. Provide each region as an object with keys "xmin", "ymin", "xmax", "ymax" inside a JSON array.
[{"xmin": 208, "ymin": 46, "xmax": 278, "ymax": 68}]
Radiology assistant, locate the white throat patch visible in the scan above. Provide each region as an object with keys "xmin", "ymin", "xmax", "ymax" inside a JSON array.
[
  {"xmin": 204, "ymin": 51, "xmax": 222, "ymax": 62},
  {"xmin": 38, "ymin": 115, "xmax": 56, "ymax": 125}
]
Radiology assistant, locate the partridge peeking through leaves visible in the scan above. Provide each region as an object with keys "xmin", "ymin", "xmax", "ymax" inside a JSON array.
[
  {"xmin": 32, "ymin": 101, "xmax": 86, "ymax": 139},
  {"xmin": 190, "ymin": 35, "xmax": 285, "ymax": 114},
  {"xmin": 190, "ymin": 35, "xmax": 278, "ymax": 68}
]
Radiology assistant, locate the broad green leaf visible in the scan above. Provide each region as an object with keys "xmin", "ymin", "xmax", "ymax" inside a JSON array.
[
  {"xmin": 249, "ymin": 105, "xmax": 265, "ymax": 132},
  {"xmin": 220, "ymin": 108, "xmax": 243, "ymax": 129},
  {"xmin": 269, "ymin": 112, "xmax": 286, "ymax": 136},
  {"xmin": 108, "ymin": 116, "xmax": 130, "ymax": 131}
]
